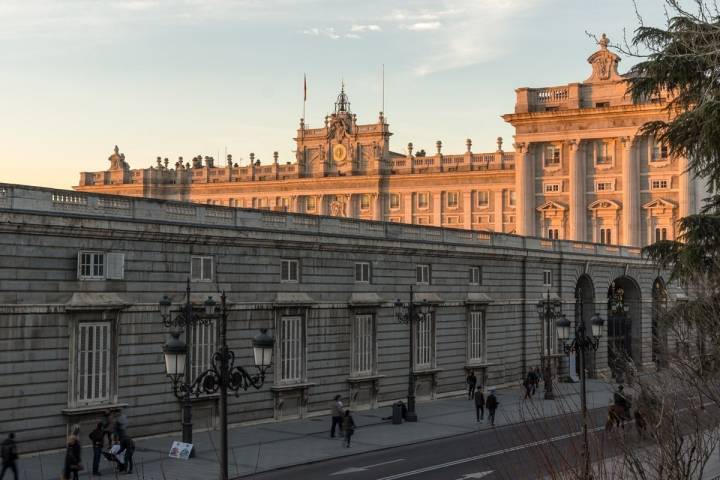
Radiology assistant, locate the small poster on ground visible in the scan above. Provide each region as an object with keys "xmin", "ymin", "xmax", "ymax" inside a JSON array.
[{"xmin": 169, "ymin": 441, "xmax": 193, "ymax": 460}]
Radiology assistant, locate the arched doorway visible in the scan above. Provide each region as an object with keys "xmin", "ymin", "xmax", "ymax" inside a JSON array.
[
  {"xmin": 607, "ymin": 276, "xmax": 641, "ymax": 380},
  {"xmin": 652, "ymin": 278, "xmax": 668, "ymax": 367},
  {"xmin": 575, "ymin": 275, "xmax": 596, "ymax": 376}
]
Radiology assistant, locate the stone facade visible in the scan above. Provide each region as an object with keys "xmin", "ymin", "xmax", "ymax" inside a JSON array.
[
  {"xmin": 0, "ymin": 184, "xmax": 683, "ymax": 453},
  {"xmin": 75, "ymin": 36, "xmax": 704, "ymax": 247}
]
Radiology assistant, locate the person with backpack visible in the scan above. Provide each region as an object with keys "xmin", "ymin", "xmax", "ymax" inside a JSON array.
[
  {"xmin": 0, "ymin": 433, "xmax": 18, "ymax": 480},
  {"xmin": 341, "ymin": 409, "xmax": 356, "ymax": 448},
  {"xmin": 486, "ymin": 389, "xmax": 499, "ymax": 426},
  {"xmin": 89, "ymin": 422, "xmax": 104, "ymax": 476},
  {"xmin": 473, "ymin": 387, "xmax": 485, "ymax": 422}
]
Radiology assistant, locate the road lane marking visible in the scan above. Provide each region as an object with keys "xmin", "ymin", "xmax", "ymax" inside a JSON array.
[
  {"xmin": 330, "ymin": 458, "xmax": 406, "ymax": 476},
  {"xmin": 375, "ymin": 426, "xmax": 605, "ymax": 480},
  {"xmin": 456, "ymin": 471, "xmax": 494, "ymax": 479}
]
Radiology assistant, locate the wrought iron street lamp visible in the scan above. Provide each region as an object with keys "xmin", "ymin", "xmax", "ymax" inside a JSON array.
[
  {"xmin": 161, "ymin": 288, "xmax": 273, "ymax": 480},
  {"xmin": 536, "ymin": 292, "xmax": 563, "ymax": 399},
  {"xmin": 556, "ymin": 293, "xmax": 604, "ymax": 480},
  {"xmin": 393, "ymin": 285, "xmax": 431, "ymax": 422}
]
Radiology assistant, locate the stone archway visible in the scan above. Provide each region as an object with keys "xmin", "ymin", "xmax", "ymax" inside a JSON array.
[
  {"xmin": 607, "ymin": 276, "xmax": 642, "ymax": 380},
  {"xmin": 652, "ymin": 277, "xmax": 669, "ymax": 367},
  {"xmin": 575, "ymin": 274, "xmax": 596, "ymax": 376}
]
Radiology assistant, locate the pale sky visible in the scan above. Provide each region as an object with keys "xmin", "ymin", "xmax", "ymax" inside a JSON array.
[{"xmin": 1, "ymin": 0, "xmax": 666, "ymax": 189}]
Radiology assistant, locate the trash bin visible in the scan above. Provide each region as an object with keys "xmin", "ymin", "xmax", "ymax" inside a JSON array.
[{"xmin": 392, "ymin": 402, "xmax": 403, "ymax": 424}]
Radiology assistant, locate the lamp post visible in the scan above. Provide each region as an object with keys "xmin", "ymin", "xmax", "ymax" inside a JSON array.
[
  {"xmin": 556, "ymin": 302, "xmax": 604, "ymax": 480},
  {"xmin": 393, "ymin": 285, "xmax": 431, "ymax": 422},
  {"xmin": 536, "ymin": 291, "xmax": 563, "ymax": 400},
  {"xmin": 161, "ymin": 290, "xmax": 273, "ymax": 480}
]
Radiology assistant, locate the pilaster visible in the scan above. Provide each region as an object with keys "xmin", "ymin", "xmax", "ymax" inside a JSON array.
[
  {"xmin": 463, "ymin": 191, "xmax": 472, "ymax": 229},
  {"xmin": 372, "ymin": 193, "xmax": 383, "ymax": 221},
  {"xmin": 513, "ymin": 143, "xmax": 534, "ymax": 236},
  {"xmin": 567, "ymin": 139, "xmax": 585, "ymax": 241},
  {"xmin": 433, "ymin": 192, "xmax": 442, "ymax": 226},
  {"xmin": 494, "ymin": 190, "xmax": 504, "ymax": 233},
  {"xmin": 621, "ymin": 136, "xmax": 640, "ymax": 246},
  {"xmin": 404, "ymin": 193, "xmax": 413, "ymax": 224},
  {"xmin": 678, "ymin": 154, "xmax": 693, "ymax": 219}
]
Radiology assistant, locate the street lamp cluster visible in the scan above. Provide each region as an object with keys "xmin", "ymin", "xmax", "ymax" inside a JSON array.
[{"xmin": 160, "ymin": 281, "xmax": 274, "ymax": 480}]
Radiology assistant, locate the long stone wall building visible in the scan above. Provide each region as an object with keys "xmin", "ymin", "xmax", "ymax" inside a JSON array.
[
  {"xmin": 76, "ymin": 35, "xmax": 704, "ymax": 248},
  {"xmin": 0, "ymin": 184, "xmax": 683, "ymax": 453}
]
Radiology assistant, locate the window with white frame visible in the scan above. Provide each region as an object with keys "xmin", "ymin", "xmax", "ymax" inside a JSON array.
[
  {"xmin": 417, "ymin": 192, "xmax": 429, "ymax": 209},
  {"xmin": 544, "ymin": 145, "xmax": 561, "ymax": 167},
  {"xmin": 650, "ymin": 178, "xmax": 670, "ymax": 190},
  {"xmin": 74, "ymin": 321, "xmax": 113, "ymax": 406},
  {"xmin": 360, "ymin": 194, "xmax": 370, "ymax": 211},
  {"xmin": 595, "ymin": 180, "xmax": 615, "ymax": 192},
  {"xmin": 416, "ymin": 264, "xmax": 430, "ymax": 285},
  {"xmin": 279, "ymin": 316, "xmax": 303, "ymax": 383},
  {"xmin": 415, "ymin": 313, "xmax": 434, "ymax": 369},
  {"xmin": 389, "ymin": 193, "xmax": 400, "ymax": 209},
  {"xmin": 600, "ymin": 228, "xmax": 612, "ymax": 245},
  {"xmin": 351, "ymin": 313, "xmax": 374, "ymax": 376},
  {"xmin": 469, "ymin": 266, "xmax": 482, "ymax": 285},
  {"xmin": 547, "ymin": 228, "xmax": 560, "ymax": 240},
  {"xmin": 281, "ymin": 259, "xmax": 300, "ymax": 283},
  {"xmin": 191, "ymin": 256, "xmax": 213, "ymax": 282},
  {"xmin": 278, "ymin": 197, "xmax": 289, "ymax": 210},
  {"xmin": 654, "ymin": 227, "xmax": 668, "ymax": 242},
  {"xmin": 77, "ymin": 251, "xmax": 124, "ymax": 280},
  {"xmin": 189, "ymin": 320, "xmax": 217, "ymax": 381},
  {"xmin": 596, "ymin": 141, "xmax": 613, "ymax": 165},
  {"xmin": 447, "ymin": 192, "xmax": 459, "ymax": 208},
  {"xmin": 543, "ymin": 270, "xmax": 552, "ymax": 287},
  {"xmin": 544, "ymin": 183, "xmax": 561, "ymax": 193},
  {"xmin": 477, "ymin": 191, "xmax": 489, "ymax": 208},
  {"xmin": 651, "ymin": 141, "xmax": 669, "ymax": 162},
  {"xmin": 354, "ymin": 262, "xmax": 371, "ymax": 283},
  {"xmin": 305, "ymin": 196, "xmax": 317, "ymax": 212},
  {"xmin": 468, "ymin": 310, "xmax": 486, "ymax": 363},
  {"xmin": 508, "ymin": 190, "xmax": 516, "ymax": 207}
]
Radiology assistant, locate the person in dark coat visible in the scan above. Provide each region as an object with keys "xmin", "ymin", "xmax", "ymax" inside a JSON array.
[
  {"xmin": 341, "ymin": 409, "xmax": 356, "ymax": 448},
  {"xmin": 89, "ymin": 422, "xmax": 104, "ymax": 476},
  {"xmin": 0, "ymin": 433, "xmax": 18, "ymax": 480},
  {"xmin": 101, "ymin": 410, "xmax": 114, "ymax": 449},
  {"xmin": 466, "ymin": 371, "xmax": 477, "ymax": 399},
  {"xmin": 473, "ymin": 388, "xmax": 485, "ymax": 422},
  {"xmin": 613, "ymin": 385, "xmax": 630, "ymax": 418},
  {"xmin": 117, "ymin": 435, "xmax": 135, "ymax": 475},
  {"xmin": 330, "ymin": 395, "xmax": 344, "ymax": 438},
  {"xmin": 63, "ymin": 425, "xmax": 82, "ymax": 480},
  {"xmin": 486, "ymin": 389, "xmax": 499, "ymax": 426}
]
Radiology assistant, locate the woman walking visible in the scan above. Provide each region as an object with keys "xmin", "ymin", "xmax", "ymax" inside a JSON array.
[
  {"xmin": 63, "ymin": 425, "xmax": 82, "ymax": 480},
  {"xmin": 342, "ymin": 409, "xmax": 356, "ymax": 448}
]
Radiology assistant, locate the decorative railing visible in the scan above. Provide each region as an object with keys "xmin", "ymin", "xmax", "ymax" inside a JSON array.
[{"xmin": 532, "ymin": 88, "xmax": 569, "ymax": 103}]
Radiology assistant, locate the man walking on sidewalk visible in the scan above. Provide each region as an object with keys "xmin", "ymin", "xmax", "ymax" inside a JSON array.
[
  {"xmin": 330, "ymin": 395, "xmax": 344, "ymax": 438},
  {"xmin": 89, "ymin": 423, "xmax": 104, "ymax": 476},
  {"xmin": 474, "ymin": 387, "xmax": 485, "ymax": 422},
  {"xmin": 0, "ymin": 433, "xmax": 18, "ymax": 480},
  {"xmin": 486, "ymin": 389, "xmax": 499, "ymax": 426},
  {"xmin": 466, "ymin": 371, "xmax": 477, "ymax": 399}
]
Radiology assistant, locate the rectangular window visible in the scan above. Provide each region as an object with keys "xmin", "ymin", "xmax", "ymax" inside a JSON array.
[
  {"xmin": 469, "ymin": 266, "xmax": 482, "ymax": 285},
  {"xmin": 279, "ymin": 316, "xmax": 303, "ymax": 383},
  {"xmin": 600, "ymin": 228, "xmax": 612, "ymax": 245},
  {"xmin": 417, "ymin": 192, "xmax": 429, "ymax": 209},
  {"xmin": 596, "ymin": 141, "xmax": 613, "ymax": 165},
  {"xmin": 416, "ymin": 264, "xmax": 430, "ymax": 285},
  {"xmin": 468, "ymin": 311, "xmax": 485, "ymax": 363},
  {"xmin": 189, "ymin": 320, "xmax": 217, "ymax": 381},
  {"xmin": 650, "ymin": 179, "xmax": 669, "ymax": 190},
  {"xmin": 389, "ymin": 193, "xmax": 400, "ymax": 209},
  {"xmin": 651, "ymin": 142, "xmax": 669, "ymax": 162},
  {"xmin": 595, "ymin": 102, "xmax": 610, "ymax": 108},
  {"xmin": 654, "ymin": 227, "xmax": 668, "ymax": 242},
  {"xmin": 544, "ymin": 145, "xmax": 561, "ymax": 166},
  {"xmin": 354, "ymin": 262, "xmax": 371, "ymax": 283},
  {"xmin": 543, "ymin": 270, "xmax": 552, "ymax": 287},
  {"xmin": 281, "ymin": 259, "xmax": 299, "ymax": 283},
  {"xmin": 508, "ymin": 190, "xmax": 516, "ymax": 207},
  {"xmin": 415, "ymin": 313, "xmax": 433, "ymax": 369},
  {"xmin": 191, "ymin": 256, "xmax": 213, "ymax": 281},
  {"xmin": 596, "ymin": 181, "xmax": 614, "ymax": 192},
  {"xmin": 548, "ymin": 228, "xmax": 560, "ymax": 240},
  {"xmin": 78, "ymin": 251, "xmax": 105, "ymax": 280},
  {"xmin": 477, "ymin": 191, "xmax": 489, "ymax": 208},
  {"xmin": 75, "ymin": 322, "xmax": 112, "ymax": 405},
  {"xmin": 305, "ymin": 196, "xmax": 316, "ymax": 212},
  {"xmin": 351, "ymin": 314, "xmax": 374, "ymax": 376},
  {"xmin": 544, "ymin": 183, "xmax": 561, "ymax": 193},
  {"xmin": 447, "ymin": 192, "xmax": 459, "ymax": 208},
  {"xmin": 360, "ymin": 194, "xmax": 370, "ymax": 210}
]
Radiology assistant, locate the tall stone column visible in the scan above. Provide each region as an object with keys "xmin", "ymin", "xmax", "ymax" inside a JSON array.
[
  {"xmin": 678, "ymin": 154, "xmax": 693, "ymax": 220},
  {"xmin": 621, "ymin": 137, "xmax": 640, "ymax": 246},
  {"xmin": 433, "ymin": 192, "xmax": 442, "ymax": 226},
  {"xmin": 513, "ymin": 143, "xmax": 534, "ymax": 236},
  {"xmin": 404, "ymin": 193, "xmax": 413, "ymax": 224},
  {"xmin": 494, "ymin": 190, "xmax": 504, "ymax": 232},
  {"xmin": 373, "ymin": 193, "xmax": 383, "ymax": 221},
  {"xmin": 463, "ymin": 191, "xmax": 472, "ymax": 229},
  {"xmin": 567, "ymin": 139, "xmax": 586, "ymax": 241}
]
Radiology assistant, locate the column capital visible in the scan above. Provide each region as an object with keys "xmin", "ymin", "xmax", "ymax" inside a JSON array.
[
  {"xmin": 513, "ymin": 142, "xmax": 529, "ymax": 154},
  {"xmin": 566, "ymin": 139, "xmax": 583, "ymax": 151},
  {"xmin": 620, "ymin": 136, "xmax": 634, "ymax": 149}
]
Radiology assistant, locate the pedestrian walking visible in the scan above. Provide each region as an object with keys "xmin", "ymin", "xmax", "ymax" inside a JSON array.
[
  {"xmin": 63, "ymin": 425, "xmax": 82, "ymax": 480},
  {"xmin": 117, "ymin": 434, "xmax": 135, "ymax": 475},
  {"xmin": 532, "ymin": 366, "xmax": 540, "ymax": 395},
  {"xmin": 466, "ymin": 371, "xmax": 477, "ymax": 399},
  {"xmin": 523, "ymin": 370, "xmax": 536, "ymax": 399},
  {"xmin": 115, "ymin": 411, "xmax": 129, "ymax": 440},
  {"xmin": 0, "ymin": 433, "xmax": 18, "ymax": 480},
  {"xmin": 89, "ymin": 422, "xmax": 104, "ymax": 476},
  {"xmin": 486, "ymin": 389, "xmax": 499, "ymax": 426},
  {"xmin": 330, "ymin": 395, "xmax": 344, "ymax": 438},
  {"xmin": 473, "ymin": 387, "xmax": 485, "ymax": 422},
  {"xmin": 101, "ymin": 410, "xmax": 114, "ymax": 449},
  {"xmin": 341, "ymin": 410, "xmax": 356, "ymax": 448}
]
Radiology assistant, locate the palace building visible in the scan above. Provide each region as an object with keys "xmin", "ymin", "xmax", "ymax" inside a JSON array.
[{"xmin": 75, "ymin": 35, "xmax": 703, "ymax": 247}]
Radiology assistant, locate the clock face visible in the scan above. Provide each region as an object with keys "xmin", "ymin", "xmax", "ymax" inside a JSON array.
[{"xmin": 332, "ymin": 144, "xmax": 347, "ymax": 162}]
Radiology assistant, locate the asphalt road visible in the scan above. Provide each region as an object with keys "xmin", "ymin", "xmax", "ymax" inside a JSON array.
[{"xmin": 240, "ymin": 407, "xmax": 623, "ymax": 480}]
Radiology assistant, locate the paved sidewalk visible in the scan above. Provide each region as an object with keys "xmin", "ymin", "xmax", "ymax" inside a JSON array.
[{"xmin": 16, "ymin": 379, "xmax": 616, "ymax": 480}]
